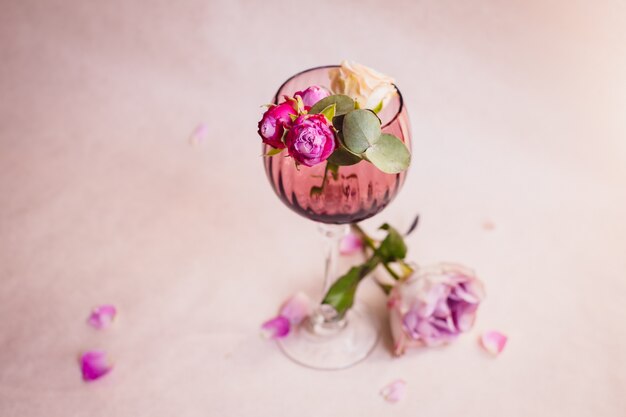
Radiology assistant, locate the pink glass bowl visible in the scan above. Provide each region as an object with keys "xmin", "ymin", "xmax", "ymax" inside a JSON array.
[{"xmin": 263, "ymin": 65, "xmax": 412, "ymax": 224}]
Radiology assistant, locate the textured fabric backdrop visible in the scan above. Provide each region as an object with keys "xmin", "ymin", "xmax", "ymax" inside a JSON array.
[{"xmin": 1, "ymin": 1, "xmax": 625, "ymax": 416}]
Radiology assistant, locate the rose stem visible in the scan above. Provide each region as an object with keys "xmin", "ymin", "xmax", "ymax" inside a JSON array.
[{"xmin": 350, "ymin": 223, "xmax": 403, "ymax": 281}]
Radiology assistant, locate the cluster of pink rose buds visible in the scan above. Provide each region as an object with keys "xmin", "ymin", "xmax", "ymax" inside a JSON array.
[{"xmin": 257, "ymin": 86, "xmax": 337, "ymax": 167}]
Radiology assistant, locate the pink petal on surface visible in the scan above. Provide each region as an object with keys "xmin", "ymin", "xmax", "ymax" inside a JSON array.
[
  {"xmin": 480, "ymin": 331, "xmax": 508, "ymax": 355},
  {"xmin": 260, "ymin": 315, "xmax": 290, "ymax": 339},
  {"xmin": 482, "ymin": 220, "xmax": 495, "ymax": 230},
  {"xmin": 279, "ymin": 292, "xmax": 311, "ymax": 325},
  {"xmin": 339, "ymin": 232, "xmax": 363, "ymax": 255},
  {"xmin": 80, "ymin": 351, "xmax": 113, "ymax": 382},
  {"xmin": 87, "ymin": 305, "xmax": 117, "ymax": 329},
  {"xmin": 188, "ymin": 123, "xmax": 207, "ymax": 146},
  {"xmin": 380, "ymin": 379, "xmax": 407, "ymax": 403}
]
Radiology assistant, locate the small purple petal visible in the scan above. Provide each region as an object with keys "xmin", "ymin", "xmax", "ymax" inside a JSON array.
[
  {"xmin": 380, "ymin": 379, "xmax": 407, "ymax": 403},
  {"xmin": 339, "ymin": 233, "xmax": 363, "ymax": 256},
  {"xmin": 80, "ymin": 351, "xmax": 112, "ymax": 382},
  {"xmin": 87, "ymin": 305, "xmax": 117, "ymax": 329},
  {"xmin": 261, "ymin": 316, "xmax": 290, "ymax": 339}
]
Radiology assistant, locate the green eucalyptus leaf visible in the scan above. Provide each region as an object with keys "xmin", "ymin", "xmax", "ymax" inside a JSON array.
[
  {"xmin": 377, "ymin": 223, "xmax": 407, "ymax": 262},
  {"xmin": 309, "ymin": 95, "xmax": 355, "ymax": 116},
  {"xmin": 332, "ymin": 114, "xmax": 345, "ymax": 131},
  {"xmin": 342, "ymin": 109, "xmax": 381, "ymax": 154},
  {"xmin": 364, "ymin": 133, "xmax": 410, "ymax": 174},
  {"xmin": 327, "ymin": 145, "xmax": 363, "ymax": 166},
  {"xmin": 320, "ymin": 103, "xmax": 336, "ymax": 122}
]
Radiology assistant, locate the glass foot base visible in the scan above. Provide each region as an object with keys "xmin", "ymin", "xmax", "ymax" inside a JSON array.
[{"xmin": 276, "ymin": 303, "xmax": 380, "ymax": 370}]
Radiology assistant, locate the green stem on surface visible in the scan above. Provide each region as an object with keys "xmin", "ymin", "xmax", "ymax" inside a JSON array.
[{"xmin": 350, "ymin": 223, "xmax": 412, "ymax": 281}]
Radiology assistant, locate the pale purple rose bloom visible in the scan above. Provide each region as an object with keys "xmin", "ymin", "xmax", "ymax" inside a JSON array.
[
  {"xmin": 257, "ymin": 101, "xmax": 297, "ymax": 149},
  {"xmin": 294, "ymin": 85, "xmax": 330, "ymax": 107},
  {"xmin": 388, "ymin": 263, "xmax": 485, "ymax": 355},
  {"xmin": 285, "ymin": 114, "xmax": 336, "ymax": 167}
]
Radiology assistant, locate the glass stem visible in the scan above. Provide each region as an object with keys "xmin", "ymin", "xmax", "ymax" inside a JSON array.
[
  {"xmin": 319, "ymin": 224, "xmax": 349, "ymax": 297},
  {"xmin": 307, "ymin": 224, "xmax": 350, "ymax": 334}
]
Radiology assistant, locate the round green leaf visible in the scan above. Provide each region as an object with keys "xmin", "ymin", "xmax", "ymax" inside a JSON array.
[
  {"xmin": 309, "ymin": 95, "xmax": 355, "ymax": 116},
  {"xmin": 342, "ymin": 109, "xmax": 381, "ymax": 154},
  {"xmin": 327, "ymin": 145, "xmax": 363, "ymax": 166},
  {"xmin": 364, "ymin": 134, "xmax": 410, "ymax": 174}
]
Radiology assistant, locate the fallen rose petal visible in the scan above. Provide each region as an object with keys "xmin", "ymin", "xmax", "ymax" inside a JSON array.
[
  {"xmin": 480, "ymin": 331, "xmax": 508, "ymax": 355},
  {"xmin": 189, "ymin": 123, "xmax": 207, "ymax": 146},
  {"xmin": 380, "ymin": 379, "xmax": 407, "ymax": 403},
  {"xmin": 279, "ymin": 292, "xmax": 311, "ymax": 325},
  {"xmin": 260, "ymin": 315, "xmax": 290, "ymax": 339},
  {"xmin": 482, "ymin": 220, "xmax": 495, "ymax": 230},
  {"xmin": 87, "ymin": 305, "xmax": 117, "ymax": 329},
  {"xmin": 339, "ymin": 232, "xmax": 363, "ymax": 255},
  {"xmin": 80, "ymin": 351, "xmax": 113, "ymax": 382}
]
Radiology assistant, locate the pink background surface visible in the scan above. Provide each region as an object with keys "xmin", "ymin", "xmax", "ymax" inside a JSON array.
[{"xmin": 1, "ymin": 1, "xmax": 625, "ymax": 416}]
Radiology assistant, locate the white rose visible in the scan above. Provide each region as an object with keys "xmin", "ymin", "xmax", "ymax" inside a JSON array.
[{"xmin": 329, "ymin": 60, "xmax": 397, "ymax": 111}]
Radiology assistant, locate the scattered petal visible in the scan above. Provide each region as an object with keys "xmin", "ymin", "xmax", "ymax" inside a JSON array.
[
  {"xmin": 189, "ymin": 123, "xmax": 207, "ymax": 146},
  {"xmin": 339, "ymin": 232, "xmax": 363, "ymax": 255},
  {"xmin": 480, "ymin": 331, "xmax": 508, "ymax": 355},
  {"xmin": 80, "ymin": 351, "xmax": 113, "ymax": 382},
  {"xmin": 482, "ymin": 220, "xmax": 495, "ymax": 231},
  {"xmin": 380, "ymin": 379, "xmax": 407, "ymax": 403},
  {"xmin": 87, "ymin": 305, "xmax": 117, "ymax": 329},
  {"xmin": 260, "ymin": 316, "xmax": 290, "ymax": 339},
  {"xmin": 279, "ymin": 292, "xmax": 311, "ymax": 325}
]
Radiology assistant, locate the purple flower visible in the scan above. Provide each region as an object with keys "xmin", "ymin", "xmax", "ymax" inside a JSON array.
[
  {"xmin": 285, "ymin": 114, "xmax": 336, "ymax": 167},
  {"xmin": 294, "ymin": 85, "xmax": 330, "ymax": 107},
  {"xmin": 257, "ymin": 101, "xmax": 297, "ymax": 149},
  {"xmin": 388, "ymin": 263, "xmax": 485, "ymax": 355}
]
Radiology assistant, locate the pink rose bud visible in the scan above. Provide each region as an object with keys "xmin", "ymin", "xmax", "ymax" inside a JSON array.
[
  {"xmin": 388, "ymin": 263, "xmax": 485, "ymax": 355},
  {"xmin": 257, "ymin": 101, "xmax": 297, "ymax": 149},
  {"xmin": 285, "ymin": 114, "xmax": 336, "ymax": 167},
  {"xmin": 294, "ymin": 85, "xmax": 330, "ymax": 107}
]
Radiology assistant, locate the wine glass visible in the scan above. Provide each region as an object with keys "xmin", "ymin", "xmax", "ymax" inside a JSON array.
[{"xmin": 263, "ymin": 65, "xmax": 411, "ymax": 369}]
